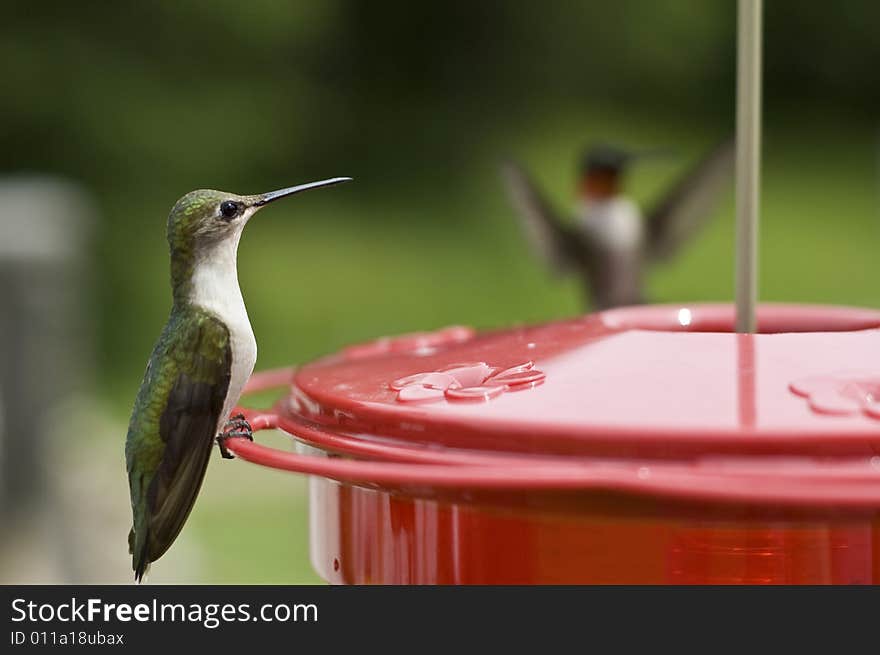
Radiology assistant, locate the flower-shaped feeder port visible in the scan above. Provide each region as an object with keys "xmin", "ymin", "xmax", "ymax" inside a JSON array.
[
  {"xmin": 390, "ymin": 361, "xmax": 546, "ymax": 403},
  {"xmin": 790, "ymin": 372, "xmax": 880, "ymax": 419}
]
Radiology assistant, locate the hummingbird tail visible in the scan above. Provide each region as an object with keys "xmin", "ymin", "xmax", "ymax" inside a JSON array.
[
  {"xmin": 130, "ymin": 526, "xmax": 151, "ymax": 583},
  {"xmin": 134, "ymin": 559, "xmax": 150, "ymax": 584}
]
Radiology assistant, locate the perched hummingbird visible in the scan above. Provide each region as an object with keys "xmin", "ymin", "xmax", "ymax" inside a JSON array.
[
  {"xmin": 501, "ymin": 139, "xmax": 733, "ymax": 310},
  {"xmin": 125, "ymin": 177, "xmax": 350, "ymax": 581}
]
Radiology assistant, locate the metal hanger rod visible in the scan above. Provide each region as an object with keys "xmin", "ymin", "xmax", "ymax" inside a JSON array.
[{"xmin": 735, "ymin": 0, "xmax": 762, "ymax": 333}]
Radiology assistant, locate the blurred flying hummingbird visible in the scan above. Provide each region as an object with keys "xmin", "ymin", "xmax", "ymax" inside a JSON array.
[
  {"xmin": 125, "ymin": 177, "xmax": 350, "ymax": 582},
  {"xmin": 501, "ymin": 139, "xmax": 733, "ymax": 310}
]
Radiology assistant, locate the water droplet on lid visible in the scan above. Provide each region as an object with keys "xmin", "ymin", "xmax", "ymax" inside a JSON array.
[
  {"xmin": 677, "ymin": 308, "xmax": 692, "ymax": 327},
  {"xmin": 526, "ymin": 342, "xmax": 536, "ymax": 349},
  {"xmin": 637, "ymin": 466, "xmax": 651, "ymax": 480}
]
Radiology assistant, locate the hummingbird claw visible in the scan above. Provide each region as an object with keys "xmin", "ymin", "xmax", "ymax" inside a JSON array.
[
  {"xmin": 216, "ymin": 435, "xmax": 236, "ymax": 459},
  {"xmin": 216, "ymin": 415, "xmax": 253, "ymax": 459}
]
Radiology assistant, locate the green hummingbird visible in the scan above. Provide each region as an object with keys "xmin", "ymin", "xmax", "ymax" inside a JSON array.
[{"xmin": 125, "ymin": 177, "xmax": 350, "ymax": 581}]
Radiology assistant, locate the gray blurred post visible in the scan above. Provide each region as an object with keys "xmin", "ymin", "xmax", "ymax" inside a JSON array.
[{"xmin": 0, "ymin": 177, "xmax": 93, "ymax": 518}]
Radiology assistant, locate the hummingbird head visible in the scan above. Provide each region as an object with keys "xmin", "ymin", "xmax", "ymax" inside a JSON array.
[
  {"xmin": 578, "ymin": 144, "xmax": 632, "ymax": 201},
  {"xmin": 577, "ymin": 144, "xmax": 670, "ymax": 201},
  {"xmin": 167, "ymin": 178, "xmax": 351, "ymax": 254},
  {"xmin": 166, "ymin": 178, "xmax": 350, "ymax": 300}
]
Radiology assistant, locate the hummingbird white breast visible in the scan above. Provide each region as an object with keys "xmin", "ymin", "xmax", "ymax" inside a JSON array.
[
  {"xmin": 577, "ymin": 195, "xmax": 646, "ymax": 308},
  {"xmin": 189, "ymin": 229, "xmax": 257, "ymax": 433},
  {"xmin": 577, "ymin": 196, "xmax": 644, "ymax": 252}
]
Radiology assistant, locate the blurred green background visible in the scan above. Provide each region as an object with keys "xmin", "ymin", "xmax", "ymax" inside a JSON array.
[{"xmin": 0, "ymin": 0, "xmax": 877, "ymax": 583}]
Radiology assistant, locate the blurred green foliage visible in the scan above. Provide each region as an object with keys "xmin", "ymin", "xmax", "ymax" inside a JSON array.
[{"xmin": 1, "ymin": 1, "xmax": 878, "ymax": 582}]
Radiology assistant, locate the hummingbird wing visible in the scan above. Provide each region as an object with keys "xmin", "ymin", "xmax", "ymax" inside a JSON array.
[
  {"xmin": 500, "ymin": 159, "xmax": 590, "ymax": 275},
  {"xmin": 644, "ymin": 138, "xmax": 734, "ymax": 262},
  {"xmin": 126, "ymin": 308, "xmax": 232, "ymax": 581}
]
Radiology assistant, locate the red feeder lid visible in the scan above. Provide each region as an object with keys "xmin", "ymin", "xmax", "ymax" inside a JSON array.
[{"xmin": 284, "ymin": 304, "xmax": 880, "ymax": 459}]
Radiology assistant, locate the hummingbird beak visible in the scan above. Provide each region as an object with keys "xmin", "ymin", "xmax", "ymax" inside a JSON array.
[{"xmin": 251, "ymin": 177, "xmax": 352, "ymax": 207}]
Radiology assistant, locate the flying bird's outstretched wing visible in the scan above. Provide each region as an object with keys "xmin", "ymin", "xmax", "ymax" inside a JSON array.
[
  {"xmin": 501, "ymin": 160, "xmax": 594, "ymax": 275},
  {"xmin": 644, "ymin": 138, "xmax": 735, "ymax": 262},
  {"xmin": 126, "ymin": 308, "xmax": 232, "ymax": 581}
]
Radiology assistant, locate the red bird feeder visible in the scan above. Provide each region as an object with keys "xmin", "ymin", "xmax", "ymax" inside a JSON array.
[
  {"xmin": 230, "ymin": 304, "xmax": 880, "ymax": 584},
  {"xmin": 226, "ymin": 1, "xmax": 880, "ymax": 584}
]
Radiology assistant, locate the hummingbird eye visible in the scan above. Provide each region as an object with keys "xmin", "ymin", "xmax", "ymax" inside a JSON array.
[{"xmin": 219, "ymin": 200, "xmax": 241, "ymax": 220}]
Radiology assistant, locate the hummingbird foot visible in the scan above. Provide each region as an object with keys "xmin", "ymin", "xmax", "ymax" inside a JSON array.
[{"xmin": 216, "ymin": 413, "xmax": 253, "ymax": 459}]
